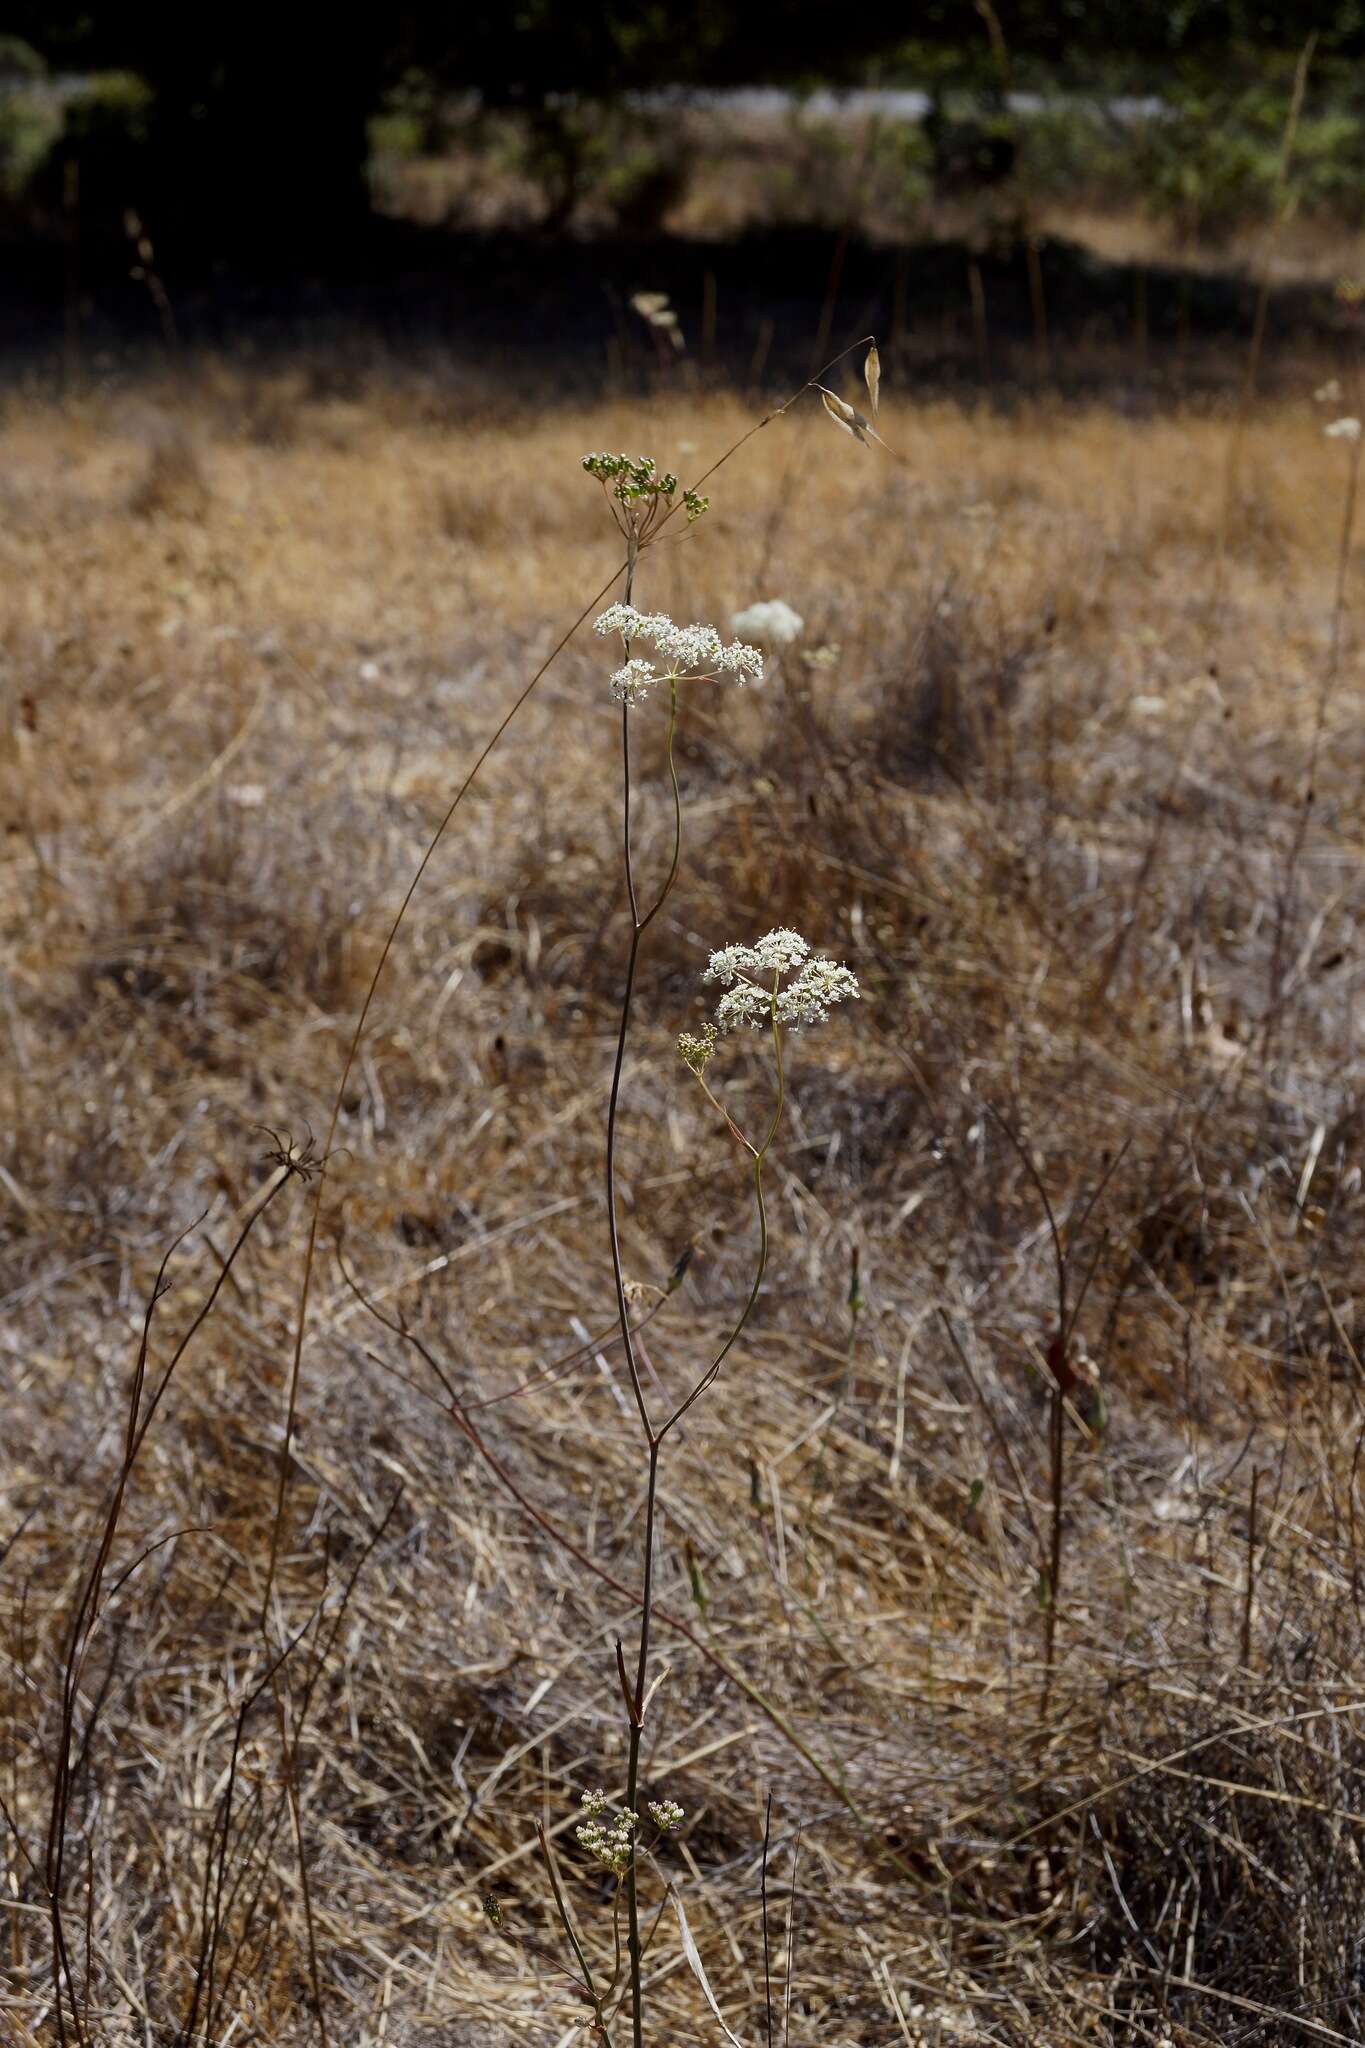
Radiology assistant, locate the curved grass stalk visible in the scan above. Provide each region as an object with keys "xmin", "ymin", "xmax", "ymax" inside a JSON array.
[{"xmin": 537, "ymin": 1824, "xmax": 617, "ymax": 2044}]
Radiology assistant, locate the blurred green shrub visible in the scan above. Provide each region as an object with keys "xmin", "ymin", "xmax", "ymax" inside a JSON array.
[
  {"xmin": 1019, "ymin": 68, "xmax": 1365, "ymax": 243},
  {"xmin": 26, "ymin": 70, "xmax": 153, "ymax": 235}
]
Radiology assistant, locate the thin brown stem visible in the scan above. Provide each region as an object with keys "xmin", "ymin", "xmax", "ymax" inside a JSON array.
[{"xmin": 537, "ymin": 1823, "xmax": 616, "ymax": 2044}]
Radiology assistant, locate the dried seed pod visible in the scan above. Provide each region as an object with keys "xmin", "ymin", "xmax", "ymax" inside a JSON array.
[{"xmin": 821, "ymin": 388, "xmax": 867, "ymax": 445}]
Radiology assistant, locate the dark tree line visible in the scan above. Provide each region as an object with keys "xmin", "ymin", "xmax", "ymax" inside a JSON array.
[{"xmin": 9, "ymin": 2, "xmax": 1365, "ymax": 262}]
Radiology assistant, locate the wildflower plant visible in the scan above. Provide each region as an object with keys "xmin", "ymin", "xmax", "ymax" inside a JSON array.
[
  {"xmin": 475, "ymin": 347, "xmax": 881, "ymax": 2048},
  {"xmin": 23, "ymin": 336, "xmax": 886, "ymax": 2048}
]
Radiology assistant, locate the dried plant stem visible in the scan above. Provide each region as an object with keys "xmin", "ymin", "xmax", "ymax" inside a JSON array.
[
  {"xmin": 1264, "ymin": 374, "xmax": 1359, "ymax": 1070},
  {"xmin": 760, "ymin": 1792, "xmax": 775, "ymax": 2048},
  {"xmin": 45, "ymin": 1169, "xmax": 291, "ymax": 2043},
  {"xmin": 351, "ymin": 1290, "xmax": 922, "ymax": 1885},
  {"xmin": 599, "ymin": 519, "xmax": 807, "ymax": 2040},
  {"xmin": 537, "ymin": 1824, "xmax": 617, "ymax": 2043},
  {"xmin": 1241, "ymin": 1468, "xmax": 1260, "ymax": 1672}
]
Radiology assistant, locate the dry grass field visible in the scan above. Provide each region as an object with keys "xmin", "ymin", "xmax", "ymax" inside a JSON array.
[{"xmin": 4, "ymin": 354, "xmax": 1365, "ymax": 2045}]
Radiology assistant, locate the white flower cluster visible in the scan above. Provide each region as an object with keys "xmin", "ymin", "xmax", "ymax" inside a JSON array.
[
  {"xmin": 609, "ymin": 657, "xmax": 658, "ymax": 706},
  {"xmin": 576, "ymin": 1790, "xmax": 638, "ymax": 1875},
  {"xmin": 646, "ymin": 1798, "xmax": 685, "ymax": 1832},
  {"xmin": 1325, "ymin": 416, "xmax": 1362, "ymax": 443},
  {"xmin": 730, "ymin": 599, "xmax": 804, "ymax": 649},
  {"xmin": 707, "ymin": 928, "xmax": 810, "ymax": 980},
  {"xmin": 700, "ymin": 928, "xmax": 861, "ymax": 1034},
  {"xmin": 595, "ymin": 604, "xmax": 764, "ymax": 704}
]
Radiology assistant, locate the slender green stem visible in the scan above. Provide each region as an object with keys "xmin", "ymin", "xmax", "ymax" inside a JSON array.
[
  {"xmin": 537, "ymin": 1825, "xmax": 615, "ymax": 2045},
  {"xmin": 662, "ymin": 1009, "xmax": 786, "ymax": 1440},
  {"xmin": 601, "ymin": 539, "xmax": 690, "ymax": 2048},
  {"xmin": 604, "ymin": 1883, "xmax": 626, "ymax": 2002},
  {"xmin": 640, "ymin": 678, "xmax": 682, "ymax": 931},
  {"xmin": 605, "ymin": 921, "xmax": 653, "ymax": 1439},
  {"xmin": 623, "ymin": 1437, "xmax": 660, "ymax": 2046},
  {"xmin": 604, "ymin": 540, "xmax": 654, "ymax": 1442}
]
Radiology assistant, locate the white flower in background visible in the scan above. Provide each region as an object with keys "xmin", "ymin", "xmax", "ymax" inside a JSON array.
[
  {"xmin": 1314, "ymin": 378, "xmax": 1343, "ymax": 404},
  {"xmin": 594, "ymin": 603, "xmax": 763, "ymax": 704},
  {"xmin": 699, "ymin": 927, "xmax": 860, "ymax": 1035},
  {"xmin": 729, "ymin": 599, "xmax": 805, "ymax": 648},
  {"xmin": 1325, "ymin": 416, "xmax": 1362, "ymax": 441}
]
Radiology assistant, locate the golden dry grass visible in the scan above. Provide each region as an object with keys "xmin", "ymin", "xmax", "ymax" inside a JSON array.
[{"xmin": 4, "ymin": 362, "xmax": 1365, "ymax": 2045}]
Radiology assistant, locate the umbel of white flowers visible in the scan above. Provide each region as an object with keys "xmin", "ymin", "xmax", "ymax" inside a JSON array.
[
  {"xmin": 679, "ymin": 928, "xmax": 860, "ymax": 1071},
  {"xmin": 576, "ymin": 1789, "xmax": 685, "ymax": 1874},
  {"xmin": 594, "ymin": 603, "xmax": 764, "ymax": 704},
  {"xmin": 730, "ymin": 599, "xmax": 804, "ymax": 649}
]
